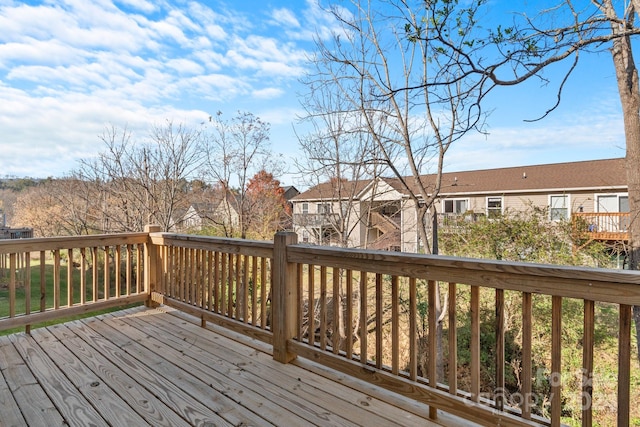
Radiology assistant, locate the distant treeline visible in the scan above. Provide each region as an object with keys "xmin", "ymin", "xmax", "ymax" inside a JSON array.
[{"xmin": 0, "ymin": 177, "xmax": 45, "ymax": 192}]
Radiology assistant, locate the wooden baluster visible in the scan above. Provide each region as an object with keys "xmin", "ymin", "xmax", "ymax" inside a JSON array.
[
  {"xmin": 345, "ymin": 269, "xmax": 353, "ymax": 360},
  {"xmin": 67, "ymin": 248, "xmax": 74, "ymax": 307},
  {"xmin": 126, "ymin": 244, "xmax": 132, "ymax": 296},
  {"xmin": 251, "ymin": 256, "xmax": 258, "ymax": 324},
  {"xmin": 360, "ymin": 271, "xmax": 367, "ymax": 365},
  {"xmin": 551, "ymin": 295, "xmax": 562, "ymax": 427},
  {"xmin": 582, "ymin": 299, "xmax": 594, "ymax": 427},
  {"xmin": 103, "ymin": 246, "xmax": 110, "ymax": 300},
  {"xmin": 428, "ymin": 280, "xmax": 437, "ymax": 420},
  {"xmin": 260, "ymin": 257, "xmax": 267, "ymax": 329},
  {"xmin": 308, "ymin": 264, "xmax": 315, "ymax": 346},
  {"xmin": 320, "ymin": 265, "xmax": 327, "ymax": 351},
  {"xmin": 207, "ymin": 251, "xmax": 214, "ymax": 311},
  {"xmin": 522, "ymin": 292, "xmax": 533, "ymax": 419},
  {"xmin": 447, "ymin": 282, "xmax": 457, "ymax": 393},
  {"xmin": 79, "ymin": 248, "xmax": 86, "ymax": 304},
  {"xmin": 114, "ymin": 245, "xmax": 121, "ymax": 297},
  {"xmin": 495, "ymin": 289, "xmax": 505, "ymax": 412},
  {"xmin": 296, "ymin": 263, "xmax": 303, "ymax": 340},
  {"xmin": 9, "ymin": 253, "xmax": 16, "ymax": 317},
  {"xmin": 470, "ymin": 285, "xmax": 480, "ymax": 403},
  {"xmin": 243, "ymin": 254, "xmax": 249, "ymax": 323},
  {"xmin": 332, "ymin": 267, "xmax": 340, "ymax": 354},
  {"xmin": 375, "ymin": 273, "xmax": 382, "ymax": 370},
  {"xmin": 24, "ymin": 252, "xmax": 31, "ymax": 333},
  {"xmin": 618, "ymin": 304, "xmax": 631, "ymax": 427},
  {"xmin": 53, "ymin": 249, "xmax": 61, "ymax": 309},
  {"xmin": 92, "ymin": 247, "xmax": 98, "ymax": 302},
  {"xmin": 391, "ymin": 275, "xmax": 399, "ymax": 375},
  {"xmin": 40, "ymin": 250, "xmax": 46, "ymax": 311}
]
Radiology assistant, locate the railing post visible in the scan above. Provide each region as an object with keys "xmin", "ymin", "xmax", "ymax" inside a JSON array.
[
  {"xmin": 272, "ymin": 231, "xmax": 298, "ymax": 363},
  {"xmin": 144, "ymin": 224, "xmax": 162, "ymax": 308}
]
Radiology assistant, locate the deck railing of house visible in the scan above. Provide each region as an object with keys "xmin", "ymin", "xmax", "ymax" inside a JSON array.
[
  {"xmin": 434, "ymin": 212, "xmax": 487, "ymax": 231},
  {"xmin": 2, "ymin": 227, "xmax": 639, "ymax": 426},
  {"xmin": 573, "ymin": 212, "xmax": 630, "ymax": 241},
  {"xmin": 147, "ymin": 230, "xmax": 276, "ymax": 344},
  {"xmin": 293, "ymin": 212, "xmax": 341, "ymax": 227},
  {"xmin": 0, "ymin": 231, "xmax": 149, "ymax": 333}
]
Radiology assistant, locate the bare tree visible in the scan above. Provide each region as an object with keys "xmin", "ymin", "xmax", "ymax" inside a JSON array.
[
  {"xmin": 296, "ymin": 72, "xmax": 389, "ymax": 248},
  {"xmin": 12, "ymin": 177, "xmax": 100, "ymax": 237},
  {"xmin": 397, "ymin": 0, "xmax": 640, "ymax": 361},
  {"xmin": 78, "ymin": 121, "xmax": 204, "ymax": 232},
  {"xmin": 204, "ymin": 111, "xmax": 280, "ymax": 239},
  {"xmin": 305, "ymin": 0, "xmax": 491, "ymax": 380},
  {"xmin": 313, "ymin": 0, "xmax": 487, "ymax": 253}
]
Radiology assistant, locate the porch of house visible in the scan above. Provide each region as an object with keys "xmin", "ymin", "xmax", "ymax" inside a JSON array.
[{"xmin": 0, "ymin": 305, "xmax": 466, "ymax": 426}]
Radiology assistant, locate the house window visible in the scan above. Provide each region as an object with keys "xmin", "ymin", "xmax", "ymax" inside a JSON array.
[
  {"xmin": 550, "ymin": 195, "xmax": 569, "ymax": 220},
  {"xmin": 620, "ymin": 195, "xmax": 629, "ymax": 212},
  {"xmin": 302, "ymin": 203, "xmax": 308, "ymax": 214},
  {"xmin": 597, "ymin": 194, "xmax": 629, "ymax": 213},
  {"xmin": 487, "ymin": 197, "xmax": 502, "ymax": 218},
  {"xmin": 302, "ymin": 230, "xmax": 309, "ymax": 243},
  {"xmin": 443, "ymin": 198, "xmax": 468, "ymax": 214},
  {"xmin": 317, "ymin": 203, "xmax": 330, "ymax": 214}
]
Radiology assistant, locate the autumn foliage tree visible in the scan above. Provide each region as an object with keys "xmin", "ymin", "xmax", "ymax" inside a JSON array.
[{"xmin": 245, "ymin": 170, "xmax": 290, "ymax": 240}]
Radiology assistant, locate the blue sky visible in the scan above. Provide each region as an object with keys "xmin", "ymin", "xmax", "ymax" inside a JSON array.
[{"xmin": 0, "ymin": 0, "xmax": 626, "ymax": 188}]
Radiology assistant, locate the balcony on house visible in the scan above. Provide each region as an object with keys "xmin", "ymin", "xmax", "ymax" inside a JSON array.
[
  {"xmin": 0, "ymin": 226, "xmax": 34, "ymax": 240},
  {"xmin": 435, "ymin": 211, "xmax": 632, "ymax": 242},
  {"xmin": 293, "ymin": 212, "xmax": 341, "ymax": 228},
  {"xmin": 436, "ymin": 212, "xmax": 486, "ymax": 229},
  {"xmin": 573, "ymin": 212, "xmax": 631, "ymax": 241},
  {"xmin": 1, "ymin": 228, "xmax": 638, "ymax": 426}
]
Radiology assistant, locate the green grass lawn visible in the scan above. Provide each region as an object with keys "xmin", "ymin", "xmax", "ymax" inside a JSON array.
[{"xmin": 0, "ymin": 260, "xmax": 142, "ymax": 336}]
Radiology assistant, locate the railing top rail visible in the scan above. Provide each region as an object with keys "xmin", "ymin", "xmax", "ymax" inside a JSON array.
[
  {"xmin": 152, "ymin": 232, "xmax": 274, "ymax": 258},
  {"xmin": 287, "ymin": 244, "xmax": 640, "ymax": 305},
  {"xmin": 0, "ymin": 232, "xmax": 149, "ymax": 254}
]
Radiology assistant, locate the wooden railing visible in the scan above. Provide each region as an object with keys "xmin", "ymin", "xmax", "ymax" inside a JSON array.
[
  {"xmin": 293, "ymin": 212, "xmax": 341, "ymax": 227},
  {"xmin": 0, "ymin": 231, "xmax": 150, "ymax": 333},
  {"xmin": 147, "ymin": 232, "xmax": 275, "ymax": 344},
  {"xmin": 573, "ymin": 212, "xmax": 630, "ymax": 241},
  {"xmin": 2, "ymin": 228, "xmax": 639, "ymax": 426},
  {"xmin": 277, "ymin": 236, "xmax": 640, "ymax": 426}
]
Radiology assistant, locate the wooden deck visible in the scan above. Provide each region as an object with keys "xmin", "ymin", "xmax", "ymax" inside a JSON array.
[{"xmin": 0, "ymin": 306, "xmax": 465, "ymax": 427}]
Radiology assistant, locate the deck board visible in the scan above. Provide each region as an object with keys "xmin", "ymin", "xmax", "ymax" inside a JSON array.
[
  {"xmin": 0, "ymin": 306, "xmax": 449, "ymax": 427},
  {"xmin": 116, "ymin": 307, "xmax": 425, "ymax": 427}
]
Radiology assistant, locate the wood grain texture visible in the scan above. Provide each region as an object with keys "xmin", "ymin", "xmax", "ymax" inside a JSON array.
[
  {"xmin": 0, "ymin": 306, "xmax": 454, "ymax": 427},
  {"xmin": 287, "ymin": 245, "xmax": 640, "ymax": 305}
]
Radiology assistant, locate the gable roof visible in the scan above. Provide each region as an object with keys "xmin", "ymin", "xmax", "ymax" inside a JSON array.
[
  {"xmin": 431, "ymin": 157, "xmax": 625, "ymax": 196},
  {"xmin": 292, "ymin": 179, "xmax": 373, "ymax": 201},
  {"xmin": 293, "ymin": 158, "xmax": 626, "ymax": 201}
]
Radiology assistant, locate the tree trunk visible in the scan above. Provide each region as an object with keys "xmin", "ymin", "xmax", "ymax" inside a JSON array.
[{"xmin": 610, "ymin": 32, "xmax": 640, "ymax": 362}]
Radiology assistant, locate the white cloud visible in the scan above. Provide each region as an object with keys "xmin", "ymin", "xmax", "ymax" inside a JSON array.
[
  {"xmin": 252, "ymin": 87, "xmax": 285, "ymax": 99},
  {"xmin": 444, "ymin": 112, "xmax": 626, "ymax": 173},
  {"xmin": 115, "ymin": 0, "xmax": 158, "ymax": 14},
  {"xmin": 271, "ymin": 8, "xmax": 300, "ymax": 28}
]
